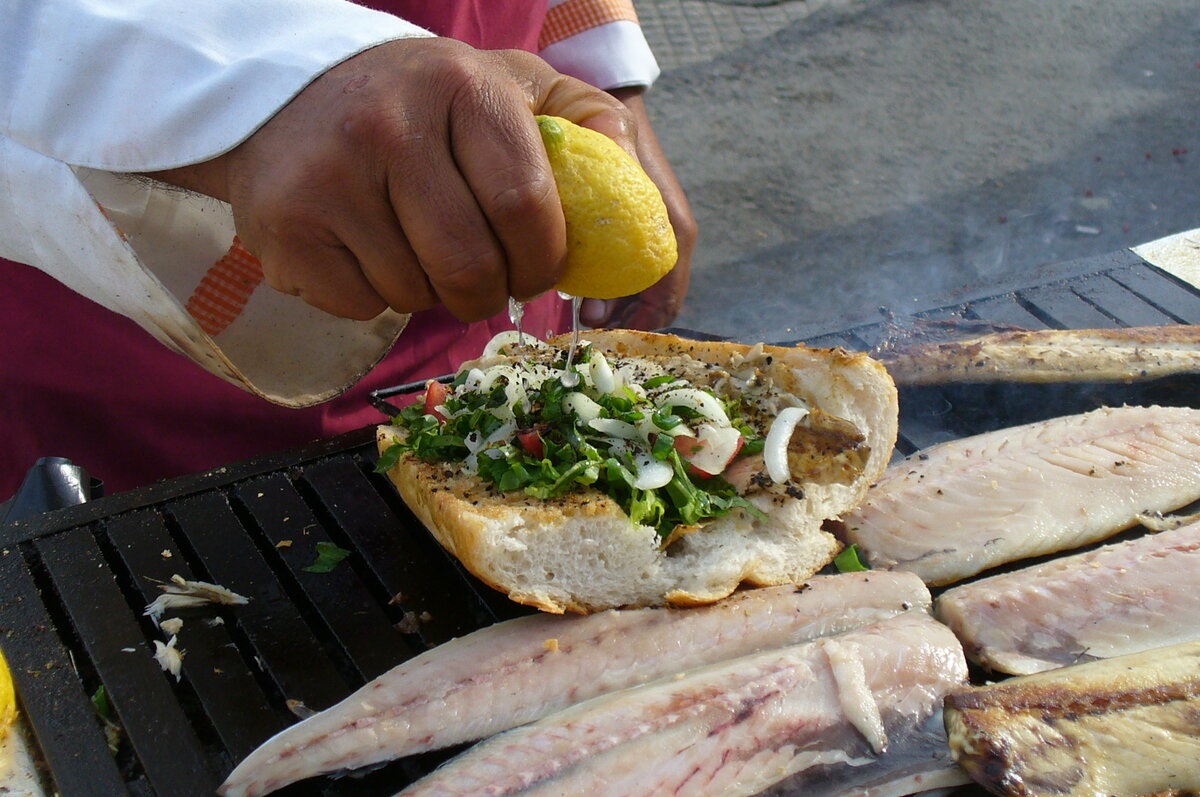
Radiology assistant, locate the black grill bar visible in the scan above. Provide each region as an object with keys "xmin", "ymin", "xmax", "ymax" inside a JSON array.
[
  {"xmin": 234, "ymin": 473, "xmax": 420, "ymax": 683},
  {"xmin": 105, "ymin": 509, "xmax": 287, "ymax": 764},
  {"xmin": 2, "ymin": 251, "xmax": 1200, "ymax": 795},
  {"xmin": 36, "ymin": 529, "xmax": 222, "ymax": 796},
  {"xmin": 166, "ymin": 491, "xmax": 355, "ymax": 714},
  {"xmin": 0, "ymin": 548, "xmax": 128, "ymax": 796}
]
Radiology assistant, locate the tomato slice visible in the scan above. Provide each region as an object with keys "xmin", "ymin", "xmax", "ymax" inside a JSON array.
[
  {"xmin": 424, "ymin": 380, "xmax": 448, "ymax": 422},
  {"xmin": 516, "ymin": 429, "xmax": 545, "ymax": 459}
]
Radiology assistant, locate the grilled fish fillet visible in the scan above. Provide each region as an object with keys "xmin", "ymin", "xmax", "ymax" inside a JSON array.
[
  {"xmin": 945, "ymin": 640, "xmax": 1200, "ymax": 797},
  {"xmin": 842, "ymin": 405, "xmax": 1200, "ymax": 585},
  {"xmin": 876, "ymin": 324, "xmax": 1200, "ymax": 384},
  {"xmin": 219, "ymin": 572, "xmax": 928, "ymax": 797},
  {"xmin": 936, "ymin": 519, "xmax": 1200, "ymax": 674},
  {"xmin": 397, "ymin": 612, "xmax": 968, "ymax": 797}
]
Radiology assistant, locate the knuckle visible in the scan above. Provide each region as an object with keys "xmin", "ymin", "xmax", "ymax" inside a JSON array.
[
  {"xmin": 486, "ymin": 171, "xmax": 558, "ymax": 228},
  {"xmin": 427, "ymin": 246, "xmax": 503, "ymax": 294}
]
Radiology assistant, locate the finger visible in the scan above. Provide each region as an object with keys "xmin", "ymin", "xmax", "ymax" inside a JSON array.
[
  {"xmin": 384, "ymin": 114, "xmax": 514, "ymax": 322},
  {"xmin": 257, "ymin": 235, "xmax": 388, "ymax": 320},
  {"xmin": 448, "ymin": 79, "xmax": 566, "ymax": 303},
  {"xmin": 525, "ymin": 70, "xmax": 640, "ymax": 159},
  {"xmin": 335, "ymin": 204, "xmax": 440, "ymax": 315}
]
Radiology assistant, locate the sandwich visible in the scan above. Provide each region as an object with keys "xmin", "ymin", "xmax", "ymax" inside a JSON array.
[{"xmin": 376, "ymin": 329, "xmax": 898, "ymax": 613}]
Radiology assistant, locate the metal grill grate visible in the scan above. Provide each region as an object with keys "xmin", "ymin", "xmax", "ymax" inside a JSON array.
[{"xmin": 3, "ymin": 249, "xmax": 1200, "ymax": 795}]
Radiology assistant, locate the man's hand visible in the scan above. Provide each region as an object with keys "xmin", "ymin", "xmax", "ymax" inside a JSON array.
[
  {"xmin": 149, "ymin": 38, "xmax": 638, "ymax": 322},
  {"xmin": 580, "ymin": 88, "xmax": 697, "ymax": 331}
]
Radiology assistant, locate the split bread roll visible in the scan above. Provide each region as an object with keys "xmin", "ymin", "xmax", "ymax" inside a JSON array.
[{"xmin": 377, "ymin": 330, "xmax": 899, "ymax": 613}]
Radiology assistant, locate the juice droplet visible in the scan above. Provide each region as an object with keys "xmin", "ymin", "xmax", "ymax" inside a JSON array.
[
  {"xmin": 560, "ymin": 295, "xmax": 583, "ymax": 387},
  {"xmin": 508, "ymin": 297, "xmax": 526, "ymax": 345}
]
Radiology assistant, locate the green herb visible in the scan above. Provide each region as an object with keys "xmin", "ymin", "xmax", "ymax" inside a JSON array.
[
  {"xmin": 386, "ymin": 351, "xmax": 774, "ymax": 541},
  {"xmin": 642, "ymin": 374, "xmax": 679, "ymax": 389},
  {"xmin": 91, "ymin": 684, "xmax": 113, "ymax": 720},
  {"xmin": 833, "ymin": 543, "xmax": 870, "ymax": 573},
  {"xmin": 302, "ymin": 541, "xmax": 353, "ymax": 573}
]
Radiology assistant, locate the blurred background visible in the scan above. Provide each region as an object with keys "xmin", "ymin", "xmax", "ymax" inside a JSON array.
[{"xmin": 636, "ymin": 0, "xmax": 1200, "ymax": 338}]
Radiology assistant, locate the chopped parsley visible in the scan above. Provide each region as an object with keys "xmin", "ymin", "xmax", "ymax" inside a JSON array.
[{"xmin": 378, "ymin": 343, "xmax": 768, "ymax": 540}]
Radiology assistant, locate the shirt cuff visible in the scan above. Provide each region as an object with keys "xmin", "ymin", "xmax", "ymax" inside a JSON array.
[
  {"xmin": 539, "ymin": 20, "xmax": 661, "ymax": 91},
  {"xmin": 5, "ymin": 0, "xmax": 432, "ymax": 172}
]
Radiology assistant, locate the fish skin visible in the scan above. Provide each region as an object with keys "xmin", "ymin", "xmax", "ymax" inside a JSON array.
[
  {"xmin": 935, "ymin": 519, "xmax": 1200, "ymax": 675},
  {"xmin": 396, "ymin": 612, "xmax": 967, "ymax": 797},
  {"xmin": 875, "ymin": 324, "xmax": 1200, "ymax": 385},
  {"xmin": 219, "ymin": 572, "xmax": 929, "ymax": 797},
  {"xmin": 945, "ymin": 640, "xmax": 1200, "ymax": 797},
  {"xmin": 757, "ymin": 711, "xmax": 970, "ymax": 797},
  {"xmin": 842, "ymin": 405, "xmax": 1200, "ymax": 585}
]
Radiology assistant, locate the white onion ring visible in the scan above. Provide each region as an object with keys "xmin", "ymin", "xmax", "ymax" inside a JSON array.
[
  {"xmin": 632, "ymin": 454, "xmax": 673, "ymax": 490},
  {"xmin": 588, "ymin": 418, "xmax": 642, "ymax": 440},
  {"xmin": 482, "ymin": 330, "xmax": 551, "ymax": 359},
  {"xmin": 564, "ymin": 393, "xmax": 604, "ymax": 424},
  {"xmin": 656, "ymin": 389, "xmax": 730, "ymax": 426},
  {"xmin": 764, "ymin": 406, "xmax": 809, "ymax": 484},
  {"xmin": 589, "ymin": 353, "xmax": 618, "ymax": 395}
]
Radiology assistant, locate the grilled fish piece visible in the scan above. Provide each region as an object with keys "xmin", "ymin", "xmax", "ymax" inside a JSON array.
[
  {"xmin": 945, "ymin": 640, "xmax": 1200, "ymax": 797},
  {"xmin": 935, "ymin": 519, "xmax": 1200, "ymax": 674},
  {"xmin": 219, "ymin": 572, "xmax": 929, "ymax": 797},
  {"xmin": 876, "ymin": 324, "xmax": 1200, "ymax": 385},
  {"xmin": 842, "ymin": 405, "xmax": 1200, "ymax": 585},
  {"xmin": 397, "ymin": 613, "xmax": 968, "ymax": 797}
]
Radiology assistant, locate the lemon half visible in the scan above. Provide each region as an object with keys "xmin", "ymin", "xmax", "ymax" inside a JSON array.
[
  {"xmin": 537, "ymin": 115, "xmax": 677, "ymax": 300},
  {"xmin": 0, "ymin": 646, "xmax": 16, "ymax": 738}
]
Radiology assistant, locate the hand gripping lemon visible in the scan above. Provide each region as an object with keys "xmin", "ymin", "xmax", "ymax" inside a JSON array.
[{"xmin": 536, "ymin": 115, "xmax": 678, "ymax": 300}]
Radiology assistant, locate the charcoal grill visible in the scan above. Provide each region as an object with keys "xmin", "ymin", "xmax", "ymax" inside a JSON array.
[{"xmin": 3, "ymin": 248, "xmax": 1200, "ymax": 796}]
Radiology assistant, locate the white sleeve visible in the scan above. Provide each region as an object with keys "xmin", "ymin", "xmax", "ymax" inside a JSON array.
[
  {"xmin": 537, "ymin": 0, "xmax": 661, "ymax": 91},
  {"xmin": 0, "ymin": 0, "xmax": 432, "ymax": 406}
]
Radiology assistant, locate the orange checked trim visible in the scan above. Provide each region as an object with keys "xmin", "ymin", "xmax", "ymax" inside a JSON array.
[
  {"xmin": 185, "ymin": 236, "xmax": 264, "ymax": 337},
  {"xmin": 539, "ymin": 0, "xmax": 640, "ymax": 50}
]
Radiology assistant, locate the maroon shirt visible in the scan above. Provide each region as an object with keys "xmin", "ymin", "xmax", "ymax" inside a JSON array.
[{"xmin": 0, "ymin": 0, "xmax": 566, "ymax": 497}]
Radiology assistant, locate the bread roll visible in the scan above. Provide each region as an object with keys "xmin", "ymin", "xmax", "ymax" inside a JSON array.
[{"xmin": 378, "ymin": 330, "xmax": 898, "ymax": 613}]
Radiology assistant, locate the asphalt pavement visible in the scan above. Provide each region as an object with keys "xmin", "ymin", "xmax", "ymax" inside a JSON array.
[{"xmin": 636, "ymin": 0, "xmax": 1200, "ymax": 339}]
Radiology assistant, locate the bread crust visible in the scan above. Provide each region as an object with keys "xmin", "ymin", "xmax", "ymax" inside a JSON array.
[{"xmin": 378, "ymin": 330, "xmax": 898, "ymax": 613}]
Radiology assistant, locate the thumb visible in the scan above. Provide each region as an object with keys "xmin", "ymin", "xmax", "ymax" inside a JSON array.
[{"xmin": 529, "ymin": 73, "xmax": 639, "ymax": 160}]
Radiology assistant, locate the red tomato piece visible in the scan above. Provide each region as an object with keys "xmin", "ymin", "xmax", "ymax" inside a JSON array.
[
  {"xmin": 516, "ymin": 429, "xmax": 545, "ymax": 459},
  {"xmin": 424, "ymin": 380, "xmax": 448, "ymax": 422}
]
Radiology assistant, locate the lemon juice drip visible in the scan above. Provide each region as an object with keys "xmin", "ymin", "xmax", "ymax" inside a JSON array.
[
  {"xmin": 559, "ymin": 293, "xmax": 583, "ymax": 387},
  {"xmin": 508, "ymin": 297, "xmax": 526, "ymax": 345}
]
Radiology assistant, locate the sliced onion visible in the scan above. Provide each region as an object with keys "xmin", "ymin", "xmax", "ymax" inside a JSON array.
[
  {"xmin": 638, "ymin": 414, "xmax": 692, "ymax": 440},
  {"xmin": 687, "ymin": 424, "xmax": 744, "ymax": 476},
  {"xmin": 656, "ymin": 389, "xmax": 730, "ymax": 427},
  {"xmin": 764, "ymin": 406, "xmax": 809, "ymax": 484},
  {"xmin": 588, "ymin": 418, "xmax": 642, "ymax": 440},
  {"xmin": 482, "ymin": 330, "xmax": 551, "ymax": 359},
  {"xmin": 632, "ymin": 453, "xmax": 673, "ymax": 490},
  {"xmin": 588, "ymin": 353, "xmax": 619, "ymax": 395},
  {"xmin": 564, "ymin": 393, "xmax": 604, "ymax": 424},
  {"xmin": 484, "ymin": 420, "xmax": 516, "ymax": 447},
  {"xmin": 461, "ymin": 367, "xmax": 486, "ymax": 392}
]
